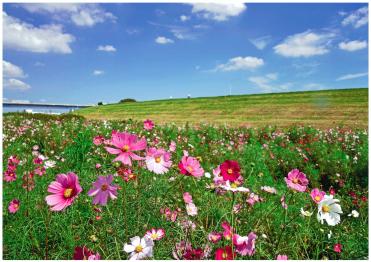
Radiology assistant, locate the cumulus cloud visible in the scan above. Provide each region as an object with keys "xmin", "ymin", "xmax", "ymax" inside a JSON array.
[
  {"xmin": 180, "ymin": 15, "xmax": 190, "ymax": 22},
  {"xmin": 274, "ymin": 30, "xmax": 335, "ymax": 57},
  {"xmin": 4, "ymin": 78, "xmax": 31, "ymax": 91},
  {"xmin": 341, "ymin": 6, "xmax": 368, "ymax": 28},
  {"xmin": 155, "ymin": 36, "xmax": 174, "ymax": 44},
  {"xmin": 3, "ymin": 60, "xmax": 26, "ymax": 78},
  {"xmin": 20, "ymin": 3, "xmax": 116, "ymax": 27},
  {"xmin": 97, "ymin": 45, "xmax": 116, "ymax": 52},
  {"xmin": 339, "ymin": 40, "xmax": 367, "ymax": 51},
  {"xmin": 336, "ymin": 72, "xmax": 368, "ymax": 81},
  {"xmin": 93, "ymin": 70, "xmax": 104, "ymax": 75},
  {"xmin": 248, "ymin": 73, "xmax": 292, "ymax": 93},
  {"xmin": 190, "ymin": 3, "xmax": 246, "ymax": 21},
  {"xmin": 214, "ymin": 56, "xmax": 264, "ymax": 72},
  {"xmin": 250, "ymin": 35, "xmax": 271, "ymax": 50},
  {"xmin": 3, "ymin": 12, "xmax": 74, "ymax": 54}
]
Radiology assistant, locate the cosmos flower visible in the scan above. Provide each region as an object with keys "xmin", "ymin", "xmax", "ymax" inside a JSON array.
[
  {"xmin": 215, "ymin": 246, "xmax": 235, "ymax": 260},
  {"xmin": 93, "ymin": 135, "xmax": 105, "ymax": 145},
  {"xmin": 143, "ymin": 119, "xmax": 155, "ymax": 130},
  {"xmin": 221, "ymin": 221, "xmax": 233, "ymax": 240},
  {"xmin": 334, "ymin": 243, "xmax": 342, "ymax": 253},
  {"xmin": 45, "ymin": 172, "xmax": 82, "ymax": 211},
  {"xmin": 88, "ymin": 175, "xmax": 118, "ymax": 206},
  {"xmin": 284, "ymin": 169, "xmax": 308, "ymax": 192},
  {"xmin": 208, "ymin": 232, "xmax": 222, "ymax": 243},
  {"xmin": 8, "ymin": 199, "xmax": 20, "ymax": 213},
  {"xmin": 246, "ymin": 193, "xmax": 262, "ymax": 207},
  {"xmin": 317, "ymin": 195, "xmax": 343, "ymax": 226},
  {"xmin": 261, "ymin": 186, "xmax": 277, "ymax": 194},
  {"xmin": 73, "ymin": 246, "xmax": 101, "ymax": 260},
  {"xmin": 105, "ymin": 131, "xmax": 147, "ymax": 166},
  {"xmin": 311, "ymin": 188, "xmax": 325, "ymax": 204},
  {"xmin": 348, "ymin": 210, "xmax": 359, "ymax": 218},
  {"xmin": 169, "ymin": 141, "xmax": 176, "ymax": 152},
  {"xmin": 220, "ymin": 160, "xmax": 241, "ymax": 182},
  {"xmin": 277, "ymin": 254, "xmax": 288, "ymax": 260},
  {"xmin": 221, "ymin": 181, "xmax": 249, "ymax": 193},
  {"xmin": 124, "ymin": 236, "xmax": 154, "ymax": 260},
  {"xmin": 186, "ymin": 202, "xmax": 198, "ymax": 216},
  {"xmin": 145, "ymin": 228, "xmax": 165, "ymax": 241},
  {"xmin": 4, "ymin": 169, "xmax": 17, "ymax": 182},
  {"xmin": 232, "ymin": 232, "xmax": 257, "ymax": 256},
  {"xmin": 145, "ymin": 147, "xmax": 172, "ymax": 175},
  {"xmin": 183, "ymin": 192, "xmax": 193, "ymax": 204},
  {"xmin": 178, "ymin": 155, "xmax": 204, "ymax": 178}
]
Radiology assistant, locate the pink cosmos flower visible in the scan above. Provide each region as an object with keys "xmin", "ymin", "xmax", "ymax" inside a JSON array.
[
  {"xmin": 232, "ymin": 232, "xmax": 256, "ymax": 256},
  {"xmin": 284, "ymin": 169, "xmax": 309, "ymax": 192},
  {"xmin": 280, "ymin": 195, "xmax": 288, "ymax": 209},
  {"xmin": 4, "ymin": 169, "xmax": 17, "ymax": 182},
  {"xmin": 186, "ymin": 202, "xmax": 198, "ymax": 216},
  {"xmin": 45, "ymin": 172, "xmax": 82, "ymax": 211},
  {"xmin": 183, "ymin": 192, "xmax": 193, "ymax": 204},
  {"xmin": 178, "ymin": 155, "xmax": 204, "ymax": 178},
  {"xmin": 95, "ymin": 163, "xmax": 101, "ymax": 169},
  {"xmin": 208, "ymin": 232, "xmax": 222, "ymax": 243},
  {"xmin": 105, "ymin": 131, "xmax": 147, "ymax": 166},
  {"xmin": 277, "ymin": 254, "xmax": 288, "ymax": 260},
  {"xmin": 221, "ymin": 221, "xmax": 233, "ymax": 240},
  {"xmin": 334, "ymin": 243, "xmax": 342, "ymax": 253},
  {"xmin": 247, "ymin": 193, "xmax": 262, "ymax": 207},
  {"xmin": 34, "ymin": 166, "xmax": 46, "ymax": 176},
  {"xmin": 8, "ymin": 155, "xmax": 20, "ymax": 165},
  {"xmin": 169, "ymin": 141, "xmax": 176, "ymax": 152},
  {"xmin": 143, "ymin": 119, "xmax": 155, "ymax": 130},
  {"xmin": 34, "ymin": 157, "xmax": 43, "ymax": 165},
  {"xmin": 93, "ymin": 135, "xmax": 105, "ymax": 145},
  {"xmin": 145, "ymin": 228, "xmax": 165, "ymax": 241},
  {"xmin": 8, "ymin": 199, "xmax": 20, "ymax": 213},
  {"xmin": 145, "ymin": 147, "xmax": 172, "ymax": 175},
  {"xmin": 311, "ymin": 188, "xmax": 326, "ymax": 204},
  {"xmin": 88, "ymin": 175, "xmax": 118, "ymax": 206}
]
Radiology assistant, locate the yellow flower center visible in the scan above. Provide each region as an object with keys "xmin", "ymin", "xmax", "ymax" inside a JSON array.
[
  {"xmin": 231, "ymin": 183, "xmax": 238, "ymax": 189},
  {"xmin": 122, "ymin": 145, "xmax": 130, "ymax": 152},
  {"xmin": 135, "ymin": 245, "xmax": 143, "ymax": 253},
  {"xmin": 322, "ymin": 205, "xmax": 330, "ymax": 213},
  {"xmin": 187, "ymin": 166, "xmax": 193, "ymax": 172},
  {"xmin": 293, "ymin": 178, "xmax": 299, "ymax": 184},
  {"xmin": 10, "ymin": 173, "xmax": 14, "ymax": 177},
  {"xmin": 222, "ymin": 251, "xmax": 228, "ymax": 259},
  {"xmin": 315, "ymin": 196, "xmax": 321, "ymax": 202},
  {"xmin": 227, "ymin": 168, "xmax": 233, "ymax": 174},
  {"xmin": 151, "ymin": 233, "xmax": 158, "ymax": 239},
  {"xmin": 14, "ymin": 204, "xmax": 19, "ymax": 208},
  {"xmin": 155, "ymin": 157, "xmax": 162, "ymax": 163},
  {"xmin": 101, "ymin": 184, "xmax": 108, "ymax": 191},
  {"xmin": 64, "ymin": 188, "xmax": 73, "ymax": 198}
]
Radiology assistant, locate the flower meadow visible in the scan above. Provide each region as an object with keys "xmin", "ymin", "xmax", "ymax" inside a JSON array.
[{"xmin": 3, "ymin": 113, "xmax": 369, "ymax": 260}]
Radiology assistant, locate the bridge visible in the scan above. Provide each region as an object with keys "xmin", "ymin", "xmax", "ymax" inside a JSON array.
[{"xmin": 3, "ymin": 102, "xmax": 93, "ymax": 108}]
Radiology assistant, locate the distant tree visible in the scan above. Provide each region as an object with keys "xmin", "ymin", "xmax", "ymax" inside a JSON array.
[
  {"xmin": 119, "ymin": 98, "xmax": 137, "ymax": 103},
  {"xmin": 98, "ymin": 102, "xmax": 103, "ymax": 105}
]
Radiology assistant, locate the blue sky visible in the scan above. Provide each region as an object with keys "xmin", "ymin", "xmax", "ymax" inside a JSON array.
[{"xmin": 3, "ymin": 3, "xmax": 369, "ymax": 104}]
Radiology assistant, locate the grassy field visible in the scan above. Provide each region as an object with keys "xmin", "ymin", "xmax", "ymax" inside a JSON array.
[{"xmin": 76, "ymin": 88, "xmax": 368, "ymax": 128}]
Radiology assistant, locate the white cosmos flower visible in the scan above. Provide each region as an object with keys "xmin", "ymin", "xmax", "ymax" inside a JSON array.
[
  {"xmin": 204, "ymin": 172, "xmax": 211, "ymax": 178},
  {"xmin": 327, "ymin": 230, "xmax": 332, "ymax": 239},
  {"xmin": 348, "ymin": 210, "xmax": 359, "ymax": 218},
  {"xmin": 186, "ymin": 202, "xmax": 198, "ymax": 216},
  {"xmin": 123, "ymin": 236, "xmax": 154, "ymax": 260},
  {"xmin": 300, "ymin": 208, "xmax": 313, "ymax": 217},
  {"xmin": 44, "ymin": 160, "xmax": 56, "ymax": 169},
  {"xmin": 317, "ymin": 195, "xmax": 343, "ymax": 226},
  {"xmin": 221, "ymin": 181, "xmax": 250, "ymax": 193}
]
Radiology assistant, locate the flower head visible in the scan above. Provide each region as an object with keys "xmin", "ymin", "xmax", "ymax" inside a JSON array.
[
  {"xmin": 277, "ymin": 254, "xmax": 288, "ymax": 260},
  {"xmin": 169, "ymin": 141, "xmax": 176, "ymax": 152},
  {"xmin": 317, "ymin": 195, "xmax": 343, "ymax": 226},
  {"xmin": 215, "ymin": 246, "xmax": 235, "ymax": 260},
  {"xmin": 73, "ymin": 246, "xmax": 101, "ymax": 260},
  {"xmin": 232, "ymin": 232, "xmax": 256, "ymax": 256},
  {"xmin": 105, "ymin": 132, "xmax": 147, "ymax": 166},
  {"xmin": 145, "ymin": 228, "xmax": 165, "ymax": 241},
  {"xmin": 208, "ymin": 232, "xmax": 222, "ymax": 243},
  {"xmin": 8, "ymin": 199, "xmax": 20, "ymax": 213},
  {"xmin": 220, "ymin": 160, "xmax": 241, "ymax": 182},
  {"xmin": 45, "ymin": 172, "xmax": 82, "ymax": 211},
  {"xmin": 261, "ymin": 186, "xmax": 277, "ymax": 194},
  {"xmin": 178, "ymin": 155, "xmax": 204, "ymax": 178},
  {"xmin": 124, "ymin": 236, "xmax": 154, "ymax": 260},
  {"xmin": 311, "ymin": 188, "xmax": 325, "ymax": 203},
  {"xmin": 221, "ymin": 180, "xmax": 249, "ymax": 193},
  {"xmin": 334, "ymin": 243, "xmax": 342, "ymax": 253},
  {"xmin": 4, "ymin": 169, "xmax": 17, "ymax": 182},
  {"xmin": 145, "ymin": 147, "xmax": 172, "ymax": 175},
  {"xmin": 186, "ymin": 202, "xmax": 198, "ymax": 216},
  {"xmin": 183, "ymin": 192, "xmax": 193, "ymax": 204},
  {"xmin": 284, "ymin": 169, "xmax": 308, "ymax": 192},
  {"xmin": 143, "ymin": 119, "xmax": 155, "ymax": 130},
  {"xmin": 221, "ymin": 221, "xmax": 233, "ymax": 240},
  {"xmin": 88, "ymin": 175, "xmax": 118, "ymax": 206},
  {"xmin": 93, "ymin": 135, "xmax": 105, "ymax": 145}
]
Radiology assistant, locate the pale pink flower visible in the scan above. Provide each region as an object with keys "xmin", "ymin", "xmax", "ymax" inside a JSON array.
[
  {"xmin": 93, "ymin": 135, "xmax": 104, "ymax": 145},
  {"xmin": 95, "ymin": 163, "xmax": 101, "ymax": 169},
  {"xmin": 277, "ymin": 254, "xmax": 288, "ymax": 260},
  {"xmin": 145, "ymin": 147, "xmax": 172, "ymax": 175},
  {"xmin": 105, "ymin": 131, "xmax": 147, "ymax": 166},
  {"xmin": 169, "ymin": 141, "xmax": 176, "ymax": 152},
  {"xmin": 311, "ymin": 188, "xmax": 326, "ymax": 204},
  {"xmin": 8, "ymin": 199, "xmax": 20, "ymax": 213},
  {"xmin": 178, "ymin": 155, "xmax": 204, "ymax": 178},
  {"xmin": 88, "ymin": 175, "xmax": 118, "ymax": 206},
  {"xmin": 145, "ymin": 228, "xmax": 165, "ymax": 241},
  {"xmin": 247, "ymin": 193, "xmax": 261, "ymax": 207},
  {"xmin": 261, "ymin": 186, "xmax": 277, "ymax": 194},
  {"xmin": 232, "ymin": 232, "xmax": 256, "ymax": 256},
  {"xmin": 143, "ymin": 119, "xmax": 155, "ymax": 130},
  {"xmin": 284, "ymin": 169, "xmax": 308, "ymax": 192},
  {"xmin": 208, "ymin": 232, "xmax": 222, "ymax": 243},
  {"xmin": 221, "ymin": 221, "xmax": 233, "ymax": 240},
  {"xmin": 45, "ymin": 172, "xmax": 82, "ymax": 211},
  {"xmin": 186, "ymin": 202, "xmax": 198, "ymax": 216},
  {"xmin": 281, "ymin": 195, "xmax": 288, "ymax": 209},
  {"xmin": 183, "ymin": 192, "xmax": 193, "ymax": 204}
]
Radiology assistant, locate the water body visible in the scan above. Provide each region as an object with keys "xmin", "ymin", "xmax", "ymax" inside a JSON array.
[{"xmin": 3, "ymin": 104, "xmax": 83, "ymax": 114}]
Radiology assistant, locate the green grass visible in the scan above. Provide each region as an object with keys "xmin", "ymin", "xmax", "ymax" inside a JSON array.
[{"xmin": 76, "ymin": 88, "xmax": 368, "ymax": 128}]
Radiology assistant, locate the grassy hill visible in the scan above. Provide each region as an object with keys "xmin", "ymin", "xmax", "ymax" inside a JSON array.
[{"xmin": 76, "ymin": 88, "xmax": 368, "ymax": 128}]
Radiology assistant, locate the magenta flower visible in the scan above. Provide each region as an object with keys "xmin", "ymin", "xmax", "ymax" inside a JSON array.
[
  {"xmin": 277, "ymin": 254, "xmax": 288, "ymax": 260},
  {"xmin": 145, "ymin": 228, "xmax": 165, "ymax": 241},
  {"xmin": 311, "ymin": 188, "xmax": 325, "ymax": 203},
  {"xmin": 169, "ymin": 141, "xmax": 176, "ymax": 152},
  {"xmin": 105, "ymin": 131, "xmax": 147, "ymax": 166},
  {"xmin": 8, "ymin": 199, "xmax": 20, "ymax": 213},
  {"xmin": 143, "ymin": 119, "xmax": 155, "ymax": 130},
  {"xmin": 221, "ymin": 221, "xmax": 233, "ymax": 240},
  {"xmin": 145, "ymin": 147, "xmax": 172, "ymax": 174},
  {"xmin": 93, "ymin": 135, "xmax": 105, "ymax": 145},
  {"xmin": 208, "ymin": 232, "xmax": 222, "ymax": 243},
  {"xmin": 4, "ymin": 169, "xmax": 17, "ymax": 182},
  {"xmin": 45, "ymin": 172, "xmax": 82, "ymax": 211},
  {"xmin": 183, "ymin": 192, "xmax": 193, "ymax": 204},
  {"xmin": 178, "ymin": 155, "xmax": 204, "ymax": 178},
  {"xmin": 88, "ymin": 175, "xmax": 118, "ymax": 206},
  {"xmin": 284, "ymin": 169, "xmax": 309, "ymax": 192},
  {"xmin": 232, "ymin": 232, "xmax": 256, "ymax": 256}
]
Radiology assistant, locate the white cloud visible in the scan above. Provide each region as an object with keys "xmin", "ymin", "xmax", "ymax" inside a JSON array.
[
  {"xmin": 3, "ymin": 60, "xmax": 26, "ymax": 78},
  {"xmin": 180, "ymin": 15, "xmax": 190, "ymax": 22},
  {"xmin": 20, "ymin": 3, "xmax": 116, "ymax": 27},
  {"xmin": 190, "ymin": 3, "xmax": 246, "ymax": 21},
  {"xmin": 97, "ymin": 45, "xmax": 117, "ymax": 52},
  {"xmin": 342, "ymin": 6, "xmax": 368, "ymax": 28},
  {"xmin": 339, "ymin": 40, "xmax": 367, "ymax": 51},
  {"xmin": 248, "ymin": 73, "xmax": 292, "ymax": 93},
  {"xmin": 34, "ymin": 62, "xmax": 45, "ymax": 67},
  {"xmin": 336, "ymin": 72, "xmax": 368, "ymax": 81},
  {"xmin": 4, "ymin": 78, "xmax": 31, "ymax": 91},
  {"xmin": 3, "ymin": 12, "xmax": 74, "ymax": 54},
  {"xmin": 155, "ymin": 36, "xmax": 174, "ymax": 44},
  {"xmin": 214, "ymin": 56, "xmax": 264, "ymax": 71},
  {"xmin": 93, "ymin": 70, "xmax": 104, "ymax": 75},
  {"xmin": 250, "ymin": 36, "xmax": 271, "ymax": 50},
  {"xmin": 274, "ymin": 31, "xmax": 335, "ymax": 57}
]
